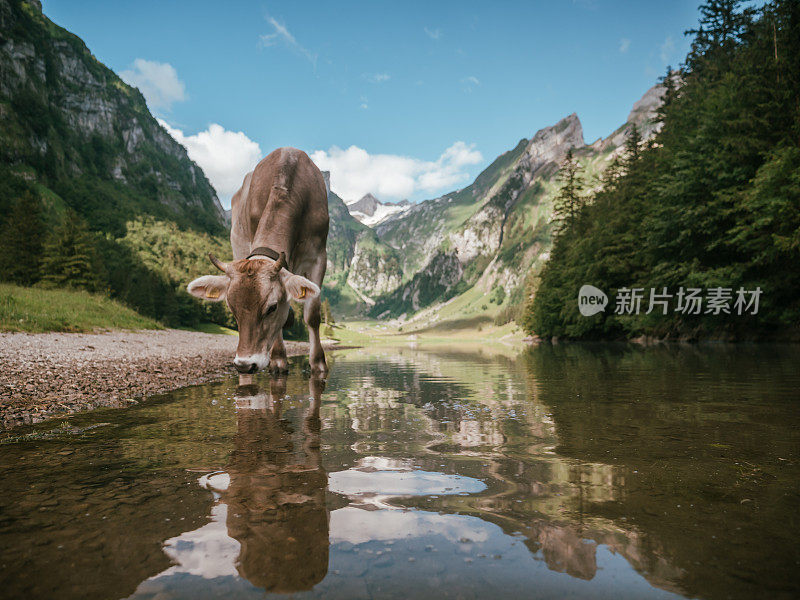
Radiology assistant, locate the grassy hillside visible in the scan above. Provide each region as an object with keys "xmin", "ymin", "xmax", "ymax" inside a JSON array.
[
  {"xmin": 112, "ymin": 217, "xmax": 235, "ymax": 327},
  {"xmin": 119, "ymin": 218, "xmax": 231, "ymax": 284},
  {"xmin": 0, "ymin": 283, "xmax": 162, "ymax": 332}
]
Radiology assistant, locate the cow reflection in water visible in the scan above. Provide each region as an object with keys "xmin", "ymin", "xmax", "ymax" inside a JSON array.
[
  {"xmin": 221, "ymin": 375, "xmax": 329, "ymax": 592},
  {"xmin": 130, "ymin": 376, "xmax": 329, "ymax": 598}
]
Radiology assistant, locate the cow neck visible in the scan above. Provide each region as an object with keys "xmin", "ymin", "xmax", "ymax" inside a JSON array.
[{"xmin": 250, "ymin": 186, "xmax": 296, "ymax": 263}]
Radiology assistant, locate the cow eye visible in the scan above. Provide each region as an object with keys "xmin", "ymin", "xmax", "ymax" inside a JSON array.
[{"xmin": 265, "ymin": 303, "xmax": 278, "ymax": 315}]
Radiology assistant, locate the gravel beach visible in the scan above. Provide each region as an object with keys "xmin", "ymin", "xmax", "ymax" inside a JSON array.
[{"xmin": 0, "ymin": 329, "xmax": 313, "ymax": 430}]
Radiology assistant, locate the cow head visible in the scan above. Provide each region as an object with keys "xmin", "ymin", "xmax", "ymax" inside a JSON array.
[{"xmin": 187, "ymin": 252, "xmax": 319, "ymax": 373}]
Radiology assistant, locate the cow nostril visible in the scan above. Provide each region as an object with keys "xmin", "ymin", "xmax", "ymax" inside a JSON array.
[{"xmin": 234, "ymin": 357, "xmax": 262, "ymax": 374}]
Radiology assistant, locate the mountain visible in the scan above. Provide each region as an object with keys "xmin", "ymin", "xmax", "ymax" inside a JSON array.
[
  {"xmin": 0, "ymin": 0, "xmax": 233, "ymax": 329},
  {"xmin": 361, "ymin": 81, "xmax": 668, "ymax": 323},
  {"xmin": 323, "ymin": 171, "xmax": 367, "ymax": 274},
  {"xmin": 346, "ymin": 193, "xmax": 411, "ymax": 227},
  {"xmin": 0, "ymin": 0, "xmax": 226, "ymax": 236}
]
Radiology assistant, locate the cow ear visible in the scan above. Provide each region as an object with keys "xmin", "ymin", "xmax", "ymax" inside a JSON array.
[
  {"xmin": 187, "ymin": 275, "xmax": 230, "ymax": 302},
  {"xmin": 281, "ymin": 272, "xmax": 320, "ymax": 302}
]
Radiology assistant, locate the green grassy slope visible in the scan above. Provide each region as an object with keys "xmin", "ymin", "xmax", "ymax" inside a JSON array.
[{"xmin": 0, "ymin": 283, "xmax": 162, "ymax": 332}]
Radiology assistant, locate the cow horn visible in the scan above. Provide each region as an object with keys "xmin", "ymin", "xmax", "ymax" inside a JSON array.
[
  {"xmin": 208, "ymin": 253, "xmax": 228, "ymax": 273},
  {"xmin": 271, "ymin": 251, "xmax": 287, "ymax": 276}
]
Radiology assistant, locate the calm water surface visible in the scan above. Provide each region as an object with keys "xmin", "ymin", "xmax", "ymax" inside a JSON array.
[{"xmin": 1, "ymin": 344, "xmax": 799, "ymax": 599}]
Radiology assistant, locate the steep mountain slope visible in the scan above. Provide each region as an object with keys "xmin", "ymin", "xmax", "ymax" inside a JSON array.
[
  {"xmin": 0, "ymin": 0, "xmax": 225, "ymax": 236},
  {"xmin": 321, "ymin": 172, "xmax": 403, "ymax": 312},
  {"xmin": 369, "ymin": 82, "xmax": 667, "ymax": 322},
  {"xmin": 324, "ymin": 171, "xmax": 367, "ymax": 274}
]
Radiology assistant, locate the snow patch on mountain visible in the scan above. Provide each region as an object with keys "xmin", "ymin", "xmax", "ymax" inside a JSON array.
[{"xmin": 346, "ymin": 193, "xmax": 411, "ymax": 227}]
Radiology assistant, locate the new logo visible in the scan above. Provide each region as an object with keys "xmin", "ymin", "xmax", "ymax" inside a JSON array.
[{"xmin": 578, "ymin": 285, "xmax": 608, "ymax": 317}]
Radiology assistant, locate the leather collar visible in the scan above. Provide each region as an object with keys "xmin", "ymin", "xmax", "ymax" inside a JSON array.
[{"xmin": 246, "ymin": 246, "xmax": 280, "ymax": 260}]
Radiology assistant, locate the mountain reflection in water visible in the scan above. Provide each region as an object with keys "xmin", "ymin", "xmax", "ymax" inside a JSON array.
[{"xmin": 0, "ymin": 344, "xmax": 798, "ymax": 600}]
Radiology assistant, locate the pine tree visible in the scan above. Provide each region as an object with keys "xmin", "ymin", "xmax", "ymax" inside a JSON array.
[
  {"xmin": 623, "ymin": 123, "xmax": 643, "ymax": 166},
  {"xmin": 0, "ymin": 191, "xmax": 46, "ymax": 285},
  {"xmin": 597, "ymin": 156, "xmax": 623, "ymax": 194},
  {"xmin": 686, "ymin": 0, "xmax": 753, "ymax": 74},
  {"xmin": 656, "ymin": 66, "xmax": 678, "ymax": 126},
  {"xmin": 551, "ymin": 148, "xmax": 586, "ymax": 234},
  {"xmin": 39, "ymin": 210, "xmax": 103, "ymax": 291}
]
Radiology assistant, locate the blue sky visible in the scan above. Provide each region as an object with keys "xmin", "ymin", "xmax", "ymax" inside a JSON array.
[{"xmin": 43, "ymin": 0, "xmax": 699, "ymax": 207}]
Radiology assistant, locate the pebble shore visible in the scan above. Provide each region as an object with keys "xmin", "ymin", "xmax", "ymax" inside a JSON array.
[{"xmin": 0, "ymin": 329, "xmax": 310, "ymax": 429}]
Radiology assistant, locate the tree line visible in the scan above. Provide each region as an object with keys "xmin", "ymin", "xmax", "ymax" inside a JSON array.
[
  {"xmin": 0, "ymin": 187, "xmax": 231, "ymax": 329},
  {"xmin": 524, "ymin": 0, "xmax": 800, "ymax": 340}
]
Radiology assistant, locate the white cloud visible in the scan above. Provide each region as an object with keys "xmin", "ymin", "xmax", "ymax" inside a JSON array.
[
  {"xmin": 366, "ymin": 72, "xmax": 390, "ymax": 83},
  {"xmin": 619, "ymin": 38, "xmax": 631, "ymax": 53},
  {"xmin": 424, "ymin": 27, "xmax": 441, "ymax": 40},
  {"xmin": 259, "ymin": 16, "xmax": 317, "ymax": 68},
  {"xmin": 158, "ymin": 119, "xmax": 262, "ymax": 207},
  {"xmin": 359, "ymin": 96, "xmax": 369, "ymax": 110},
  {"xmin": 120, "ymin": 59, "xmax": 186, "ymax": 111},
  {"xmin": 461, "ymin": 75, "xmax": 480, "ymax": 92},
  {"xmin": 310, "ymin": 141, "xmax": 482, "ymax": 202},
  {"xmin": 660, "ymin": 35, "xmax": 675, "ymax": 63}
]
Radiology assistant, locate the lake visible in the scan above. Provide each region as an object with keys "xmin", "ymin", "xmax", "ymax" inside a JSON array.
[{"xmin": 1, "ymin": 343, "xmax": 799, "ymax": 599}]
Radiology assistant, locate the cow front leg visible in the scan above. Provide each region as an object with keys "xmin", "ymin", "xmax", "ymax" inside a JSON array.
[
  {"xmin": 269, "ymin": 334, "xmax": 289, "ymax": 374},
  {"xmin": 304, "ymin": 294, "xmax": 328, "ymax": 374}
]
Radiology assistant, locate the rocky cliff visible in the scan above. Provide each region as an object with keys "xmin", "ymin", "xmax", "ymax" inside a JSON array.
[
  {"xmin": 323, "ymin": 170, "xmax": 366, "ymax": 275},
  {"xmin": 345, "ymin": 230, "xmax": 403, "ymax": 302},
  {"xmin": 0, "ymin": 0, "xmax": 225, "ymax": 235}
]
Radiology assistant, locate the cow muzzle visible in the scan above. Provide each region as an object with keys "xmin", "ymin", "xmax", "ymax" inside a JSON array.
[{"xmin": 233, "ymin": 354, "xmax": 269, "ymax": 374}]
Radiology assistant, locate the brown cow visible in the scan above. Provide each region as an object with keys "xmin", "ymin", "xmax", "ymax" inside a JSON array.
[{"xmin": 187, "ymin": 147, "xmax": 329, "ymax": 374}]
